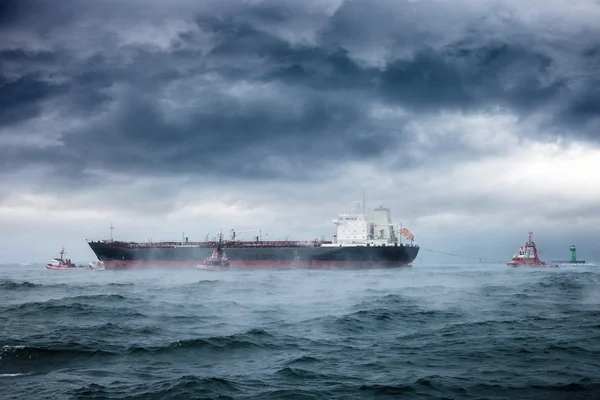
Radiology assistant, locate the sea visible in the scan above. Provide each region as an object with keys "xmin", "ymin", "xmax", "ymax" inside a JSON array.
[{"xmin": 1, "ymin": 263, "xmax": 600, "ymax": 400}]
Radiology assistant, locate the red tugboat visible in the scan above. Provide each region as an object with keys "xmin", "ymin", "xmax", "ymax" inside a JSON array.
[
  {"xmin": 46, "ymin": 248, "xmax": 87, "ymax": 270},
  {"xmin": 507, "ymin": 231, "xmax": 558, "ymax": 268},
  {"xmin": 197, "ymin": 234, "xmax": 230, "ymax": 271}
]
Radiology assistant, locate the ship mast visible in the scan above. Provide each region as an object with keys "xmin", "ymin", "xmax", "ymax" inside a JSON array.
[
  {"xmin": 529, "ymin": 230, "xmax": 539, "ymax": 262},
  {"xmin": 526, "ymin": 230, "xmax": 541, "ymax": 263},
  {"xmin": 362, "ymin": 189, "xmax": 366, "ymax": 217}
]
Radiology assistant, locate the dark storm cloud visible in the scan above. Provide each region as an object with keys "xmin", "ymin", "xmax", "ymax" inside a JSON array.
[
  {"xmin": 1, "ymin": 0, "xmax": 599, "ymax": 186},
  {"xmin": 378, "ymin": 44, "xmax": 564, "ymax": 115},
  {"xmin": 0, "ymin": 0, "xmax": 27, "ymax": 26},
  {"xmin": 60, "ymin": 84, "xmax": 398, "ymax": 181},
  {"xmin": 0, "ymin": 73, "xmax": 65, "ymax": 125}
]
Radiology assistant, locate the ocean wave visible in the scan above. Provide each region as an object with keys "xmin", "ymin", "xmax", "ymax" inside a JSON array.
[
  {"xmin": 0, "ymin": 280, "xmax": 69, "ymax": 290},
  {"xmin": 0, "ymin": 373, "xmax": 31, "ymax": 377},
  {"xmin": 532, "ymin": 273, "xmax": 592, "ymax": 290},
  {"xmin": 0, "ymin": 344, "xmax": 114, "ymax": 375},
  {"xmin": 1, "ymin": 297, "xmax": 148, "ymax": 319},
  {"xmin": 283, "ymin": 355, "xmax": 320, "ymax": 366},
  {"xmin": 71, "ymin": 375, "xmax": 241, "ymax": 399},
  {"xmin": 4, "ymin": 263, "xmax": 600, "ymax": 399},
  {"xmin": 306, "ymin": 295, "xmax": 466, "ymax": 337},
  {"xmin": 360, "ymin": 383, "xmax": 415, "ymax": 395},
  {"xmin": 16, "ymin": 323, "xmax": 163, "ymax": 346},
  {"xmin": 272, "ymin": 366, "xmax": 354, "ymax": 390},
  {"xmin": 251, "ymin": 388, "xmax": 338, "ymax": 400},
  {"xmin": 0, "ymin": 329, "xmax": 283, "ymax": 376},
  {"xmin": 468, "ymin": 378, "xmax": 600, "ymax": 398},
  {"xmin": 0, "ymin": 280, "xmax": 135, "ymax": 291},
  {"xmin": 128, "ymin": 328, "xmax": 281, "ymax": 355},
  {"xmin": 0, "ymin": 280, "xmax": 39, "ymax": 290},
  {"xmin": 358, "ymin": 377, "xmax": 600, "ymax": 399}
]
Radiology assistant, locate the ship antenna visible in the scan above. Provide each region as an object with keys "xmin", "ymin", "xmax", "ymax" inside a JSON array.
[
  {"xmin": 362, "ymin": 189, "xmax": 366, "ymax": 216},
  {"xmin": 217, "ymin": 230, "xmax": 223, "ymax": 254}
]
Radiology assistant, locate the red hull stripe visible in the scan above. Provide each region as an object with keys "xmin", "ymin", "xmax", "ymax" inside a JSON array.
[{"xmin": 101, "ymin": 260, "xmax": 413, "ymax": 269}]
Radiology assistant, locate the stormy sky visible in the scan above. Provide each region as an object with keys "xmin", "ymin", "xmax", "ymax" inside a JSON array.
[{"xmin": 1, "ymin": 0, "xmax": 599, "ymax": 264}]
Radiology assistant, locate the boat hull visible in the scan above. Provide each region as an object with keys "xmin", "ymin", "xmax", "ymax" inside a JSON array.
[
  {"xmin": 507, "ymin": 261, "xmax": 558, "ymax": 268},
  {"xmin": 197, "ymin": 264, "xmax": 229, "ymax": 271},
  {"xmin": 102, "ymin": 260, "xmax": 413, "ymax": 269},
  {"xmin": 46, "ymin": 265, "xmax": 87, "ymax": 271},
  {"xmin": 87, "ymin": 241, "xmax": 419, "ymax": 270}
]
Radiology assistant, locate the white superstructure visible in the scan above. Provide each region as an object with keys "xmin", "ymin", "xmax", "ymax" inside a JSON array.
[{"xmin": 322, "ymin": 205, "xmax": 413, "ymax": 247}]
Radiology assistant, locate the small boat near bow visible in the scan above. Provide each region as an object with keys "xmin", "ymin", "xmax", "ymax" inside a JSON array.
[{"xmin": 88, "ymin": 260, "xmax": 106, "ymax": 271}]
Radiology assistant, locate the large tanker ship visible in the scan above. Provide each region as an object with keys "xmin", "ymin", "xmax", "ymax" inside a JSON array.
[{"xmin": 87, "ymin": 206, "xmax": 419, "ymax": 270}]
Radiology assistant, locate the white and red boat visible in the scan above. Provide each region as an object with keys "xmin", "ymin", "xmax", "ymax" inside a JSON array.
[
  {"xmin": 507, "ymin": 231, "xmax": 557, "ymax": 268},
  {"xmin": 46, "ymin": 248, "xmax": 87, "ymax": 270},
  {"xmin": 88, "ymin": 260, "xmax": 106, "ymax": 271},
  {"xmin": 197, "ymin": 234, "xmax": 230, "ymax": 271}
]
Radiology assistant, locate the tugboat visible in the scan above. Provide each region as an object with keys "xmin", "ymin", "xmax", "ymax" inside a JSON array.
[
  {"xmin": 46, "ymin": 248, "xmax": 87, "ymax": 270},
  {"xmin": 197, "ymin": 234, "xmax": 230, "ymax": 271},
  {"xmin": 507, "ymin": 231, "xmax": 558, "ymax": 268}
]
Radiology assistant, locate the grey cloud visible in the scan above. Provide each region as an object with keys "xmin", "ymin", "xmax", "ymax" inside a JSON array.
[
  {"xmin": 0, "ymin": 74, "xmax": 62, "ymax": 126},
  {"xmin": 61, "ymin": 84, "xmax": 398, "ymax": 181},
  {"xmin": 557, "ymin": 80, "xmax": 600, "ymax": 140},
  {"xmin": 0, "ymin": 0, "xmax": 599, "ymax": 188},
  {"xmin": 0, "ymin": 0, "xmax": 30, "ymax": 27},
  {"xmin": 379, "ymin": 44, "xmax": 563, "ymax": 115}
]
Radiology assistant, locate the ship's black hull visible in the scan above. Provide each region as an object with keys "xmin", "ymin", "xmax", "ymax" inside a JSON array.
[{"xmin": 87, "ymin": 241, "xmax": 419, "ymax": 270}]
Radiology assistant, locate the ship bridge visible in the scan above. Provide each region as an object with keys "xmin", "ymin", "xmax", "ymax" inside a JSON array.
[{"xmin": 323, "ymin": 206, "xmax": 414, "ymax": 247}]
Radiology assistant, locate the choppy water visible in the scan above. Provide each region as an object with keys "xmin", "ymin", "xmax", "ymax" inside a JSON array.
[{"xmin": 1, "ymin": 263, "xmax": 600, "ymax": 399}]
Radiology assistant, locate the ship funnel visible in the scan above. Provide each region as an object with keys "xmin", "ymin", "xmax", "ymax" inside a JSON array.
[{"xmin": 373, "ymin": 206, "xmax": 395, "ymax": 242}]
